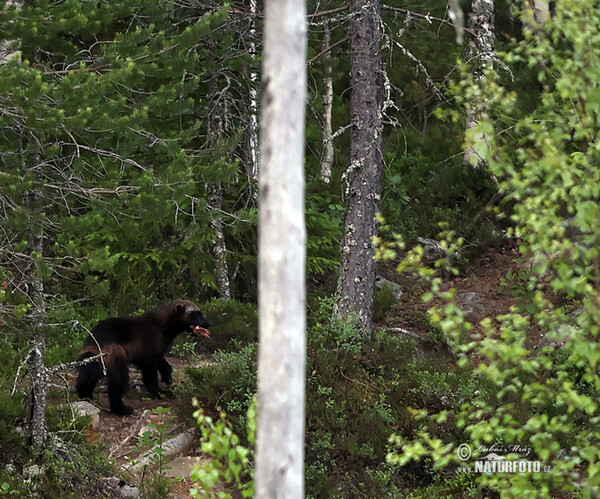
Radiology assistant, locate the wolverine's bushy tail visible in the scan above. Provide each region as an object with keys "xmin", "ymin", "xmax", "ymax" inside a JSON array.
[{"xmin": 76, "ymin": 351, "xmax": 102, "ymax": 399}]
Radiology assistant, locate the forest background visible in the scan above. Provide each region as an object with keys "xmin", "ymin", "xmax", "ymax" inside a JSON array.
[{"xmin": 2, "ymin": 0, "xmax": 600, "ymax": 498}]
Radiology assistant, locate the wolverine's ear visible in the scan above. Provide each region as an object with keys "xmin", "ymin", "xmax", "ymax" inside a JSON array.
[{"xmin": 176, "ymin": 304, "xmax": 185, "ymax": 314}]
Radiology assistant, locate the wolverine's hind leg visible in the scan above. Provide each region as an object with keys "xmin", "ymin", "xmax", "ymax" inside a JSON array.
[
  {"xmin": 106, "ymin": 345, "xmax": 133, "ymax": 415},
  {"xmin": 76, "ymin": 351, "xmax": 102, "ymax": 399}
]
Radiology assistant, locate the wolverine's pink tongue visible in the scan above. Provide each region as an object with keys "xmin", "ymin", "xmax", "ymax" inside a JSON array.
[{"xmin": 191, "ymin": 325, "xmax": 210, "ymax": 338}]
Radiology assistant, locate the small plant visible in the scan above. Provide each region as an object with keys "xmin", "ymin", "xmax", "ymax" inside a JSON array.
[
  {"xmin": 189, "ymin": 399, "xmax": 255, "ymax": 498},
  {"xmin": 0, "ymin": 482, "xmax": 19, "ymax": 496},
  {"xmin": 373, "ymin": 284, "xmax": 397, "ymax": 322},
  {"xmin": 310, "ymin": 296, "xmax": 364, "ymax": 355},
  {"xmin": 133, "ymin": 406, "xmax": 179, "ymax": 496},
  {"xmin": 498, "ymin": 263, "xmax": 537, "ymax": 314},
  {"xmin": 184, "ymin": 342, "xmax": 257, "ymax": 429},
  {"xmin": 171, "ymin": 338, "xmax": 198, "ymax": 359}
]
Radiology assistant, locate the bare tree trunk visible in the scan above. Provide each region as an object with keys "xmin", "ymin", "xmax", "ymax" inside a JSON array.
[
  {"xmin": 448, "ymin": 0, "xmax": 466, "ymax": 45},
  {"xmin": 320, "ymin": 20, "xmax": 334, "ymax": 183},
  {"xmin": 206, "ymin": 47, "xmax": 231, "ymax": 300},
  {"xmin": 0, "ymin": 0, "xmax": 20, "ymax": 64},
  {"xmin": 335, "ymin": 0, "xmax": 383, "ymax": 340},
  {"xmin": 240, "ymin": 0, "xmax": 259, "ymax": 183},
  {"xmin": 6, "ymin": 18, "xmax": 49, "ymax": 450},
  {"xmin": 522, "ymin": 0, "xmax": 550, "ymax": 31},
  {"xmin": 463, "ymin": 0, "xmax": 495, "ymax": 169},
  {"xmin": 25, "ymin": 148, "xmax": 48, "ymax": 452},
  {"xmin": 208, "ymin": 182, "xmax": 231, "ymax": 300},
  {"xmin": 255, "ymin": 0, "xmax": 307, "ymax": 496}
]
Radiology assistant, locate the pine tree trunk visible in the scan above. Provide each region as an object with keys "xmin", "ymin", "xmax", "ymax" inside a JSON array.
[
  {"xmin": 335, "ymin": 0, "xmax": 382, "ymax": 340},
  {"xmin": 25, "ymin": 160, "xmax": 48, "ymax": 452},
  {"xmin": 255, "ymin": 0, "xmax": 307, "ymax": 496},
  {"xmin": 1, "ymin": 0, "xmax": 47, "ymax": 451},
  {"xmin": 464, "ymin": 0, "xmax": 495, "ymax": 169}
]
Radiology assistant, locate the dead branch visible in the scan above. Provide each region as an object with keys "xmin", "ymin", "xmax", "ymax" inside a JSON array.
[
  {"xmin": 381, "ymin": 4, "xmax": 474, "ymax": 38},
  {"xmin": 108, "ymin": 409, "xmax": 151, "ymax": 460},
  {"xmin": 124, "ymin": 428, "xmax": 196, "ymax": 475},
  {"xmin": 307, "ymin": 36, "xmax": 348, "ymax": 66},
  {"xmin": 47, "ymin": 352, "xmax": 108, "ymax": 375},
  {"xmin": 383, "ymin": 327, "xmax": 428, "ymax": 342}
]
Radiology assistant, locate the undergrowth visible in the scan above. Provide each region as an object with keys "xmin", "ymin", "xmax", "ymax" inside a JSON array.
[{"xmin": 184, "ymin": 297, "xmax": 484, "ymax": 497}]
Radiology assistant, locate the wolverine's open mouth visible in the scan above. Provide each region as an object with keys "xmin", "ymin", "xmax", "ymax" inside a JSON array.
[{"xmin": 190, "ymin": 325, "xmax": 210, "ymax": 338}]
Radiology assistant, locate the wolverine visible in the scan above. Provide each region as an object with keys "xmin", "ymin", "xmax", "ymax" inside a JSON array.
[{"xmin": 76, "ymin": 300, "xmax": 210, "ymax": 415}]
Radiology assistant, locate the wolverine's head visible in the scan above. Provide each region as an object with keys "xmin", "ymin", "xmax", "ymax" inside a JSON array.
[{"xmin": 170, "ymin": 300, "xmax": 211, "ymax": 338}]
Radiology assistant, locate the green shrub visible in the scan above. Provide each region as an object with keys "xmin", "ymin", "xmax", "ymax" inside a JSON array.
[
  {"xmin": 200, "ymin": 298, "xmax": 258, "ymax": 352},
  {"xmin": 189, "ymin": 400, "xmax": 255, "ymax": 498},
  {"xmin": 390, "ymin": 2, "xmax": 600, "ymax": 496},
  {"xmin": 373, "ymin": 284, "xmax": 397, "ymax": 322},
  {"xmin": 184, "ymin": 342, "xmax": 257, "ymax": 432},
  {"xmin": 187, "ymin": 294, "xmax": 480, "ymax": 497}
]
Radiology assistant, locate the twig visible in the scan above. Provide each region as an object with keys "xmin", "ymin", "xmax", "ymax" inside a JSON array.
[
  {"xmin": 381, "ymin": 5, "xmax": 475, "ymax": 38},
  {"xmin": 108, "ymin": 409, "xmax": 151, "ymax": 460},
  {"xmin": 86, "ymin": 324, "xmax": 108, "ymax": 376},
  {"xmin": 307, "ymin": 36, "xmax": 349, "ymax": 66},
  {"xmin": 47, "ymin": 352, "xmax": 108, "ymax": 375},
  {"xmin": 307, "ymin": 5, "xmax": 348, "ymax": 19},
  {"xmin": 339, "ymin": 368, "xmax": 373, "ymax": 392},
  {"xmin": 11, "ymin": 350, "xmax": 31, "ymax": 396}
]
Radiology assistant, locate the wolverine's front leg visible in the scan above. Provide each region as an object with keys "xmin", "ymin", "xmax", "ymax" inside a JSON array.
[
  {"xmin": 140, "ymin": 363, "xmax": 162, "ymax": 398},
  {"xmin": 158, "ymin": 357, "xmax": 173, "ymax": 385}
]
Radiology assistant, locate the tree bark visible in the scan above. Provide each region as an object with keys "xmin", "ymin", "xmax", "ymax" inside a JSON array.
[
  {"xmin": 0, "ymin": 0, "xmax": 20, "ymax": 64},
  {"xmin": 7, "ymin": 23, "xmax": 50, "ymax": 450},
  {"xmin": 522, "ymin": 0, "xmax": 550, "ymax": 31},
  {"xmin": 208, "ymin": 182, "xmax": 231, "ymax": 300},
  {"xmin": 320, "ymin": 20, "xmax": 334, "ymax": 183},
  {"xmin": 335, "ymin": 0, "xmax": 383, "ymax": 340},
  {"xmin": 25, "ymin": 151, "xmax": 48, "ymax": 452},
  {"xmin": 255, "ymin": 0, "xmax": 307, "ymax": 496},
  {"xmin": 240, "ymin": 0, "xmax": 259, "ymax": 183},
  {"xmin": 206, "ymin": 46, "xmax": 231, "ymax": 300},
  {"xmin": 463, "ymin": 0, "xmax": 495, "ymax": 169}
]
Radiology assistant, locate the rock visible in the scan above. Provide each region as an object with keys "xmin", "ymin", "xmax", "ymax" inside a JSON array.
[
  {"xmin": 70, "ymin": 400, "xmax": 101, "ymax": 427},
  {"xmin": 534, "ymin": 326, "xmax": 580, "ymax": 351},
  {"xmin": 416, "ymin": 237, "xmax": 459, "ymax": 265},
  {"xmin": 375, "ymin": 275, "xmax": 402, "ymax": 300},
  {"xmin": 165, "ymin": 456, "xmax": 209, "ymax": 479},
  {"xmin": 534, "ymin": 307, "xmax": 584, "ymax": 351},
  {"xmin": 456, "ymin": 291, "xmax": 486, "ymax": 316},
  {"xmin": 105, "ymin": 477, "xmax": 140, "ymax": 498}
]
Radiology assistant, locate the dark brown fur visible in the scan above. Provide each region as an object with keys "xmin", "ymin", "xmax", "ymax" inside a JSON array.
[{"xmin": 76, "ymin": 300, "xmax": 210, "ymax": 415}]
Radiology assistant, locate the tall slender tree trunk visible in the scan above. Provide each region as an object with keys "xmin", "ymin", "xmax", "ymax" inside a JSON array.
[
  {"xmin": 255, "ymin": 0, "xmax": 307, "ymax": 496},
  {"xmin": 335, "ymin": 0, "xmax": 383, "ymax": 340},
  {"xmin": 522, "ymin": 0, "xmax": 550, "ymax": 31},
  {"xmin": 463, "ymin": 0, "xmax": 495, "ymax": 169},
  {"xmin": 208, "ymin": 182, "xmax": 231, "ymax": 300},
  {"xmin": 240, "ymin": 0, "xmax": 259, "ymax": 183},
  {"xmin": 206, "ymin": 47, "xmax": 231, "ymax": 300},
  {"xmin": 6, "ymin": 10, "xmax": 49, "ymax": 450},
  {"xmin": 320, "ymin": 20, "xmax": 334, "ymax": 183},
  {"xmin": 24, "ymin": 143, "xmax": 48, "ymax": 451}
]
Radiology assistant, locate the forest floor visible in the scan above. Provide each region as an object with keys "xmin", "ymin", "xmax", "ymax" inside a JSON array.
[
  {"xmin": 56, "ymin": 244, "xmax": 524, "ymax": 498},
  {"xmin": 376, "ymin": 242, "xmax": 523, "ymax": 341},
  {"xmin": 57, "ymin": 355, "xmax": 215, "ymax": 497}
]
